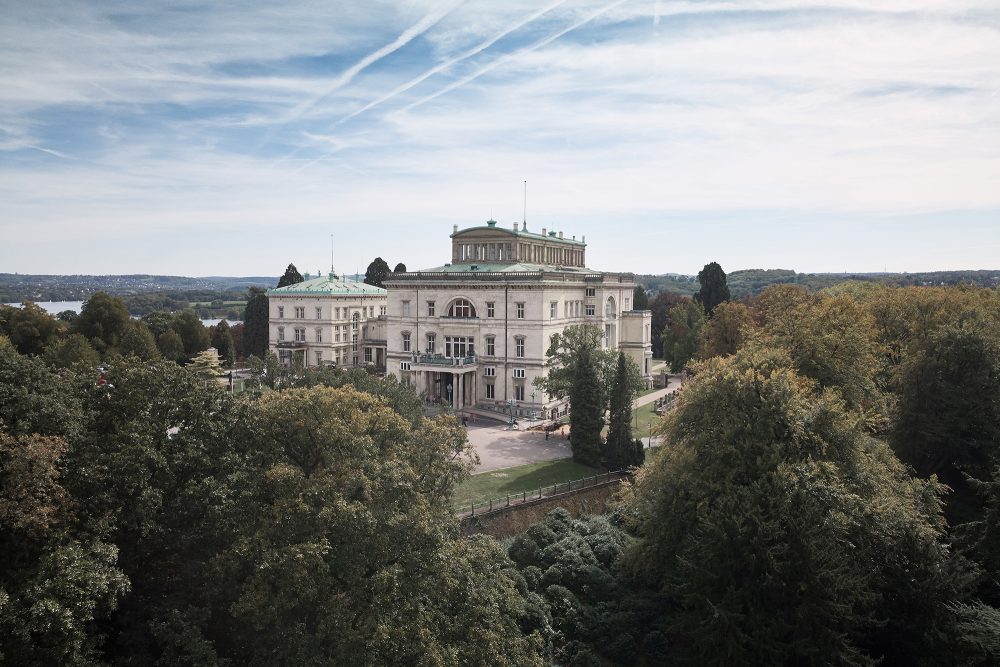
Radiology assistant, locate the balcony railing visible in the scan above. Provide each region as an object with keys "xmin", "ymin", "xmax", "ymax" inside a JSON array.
[
  {"xmin": 276, "ymin": 341, "xmax": 307, "ymax": 349},
  {"xmin": 414, "ymin": 353, "xmax": 477, "ymax": 367}
]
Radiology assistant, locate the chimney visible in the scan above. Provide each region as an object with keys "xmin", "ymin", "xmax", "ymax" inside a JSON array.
[
  {"xmin": 453, "ymin": 224, "xmax": 458, "ymax": 234},
  {"xmin": 559, "ymin": 231, "xmax": 563, "ymax": 239},
  {"xmin": 541, "ymin": 227, "xmax": 547, "ymax": 237},
  {"xmin": 513, "ymin": 223, "xmax": 519, "ymax": 231}
]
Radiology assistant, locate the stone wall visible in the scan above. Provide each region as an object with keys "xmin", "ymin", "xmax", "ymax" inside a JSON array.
[{"xmin": 459, "ymin": 479, "xmax": 622, "ymax": 539}]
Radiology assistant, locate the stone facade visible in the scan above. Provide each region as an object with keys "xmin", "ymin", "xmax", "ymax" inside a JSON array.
[
  {"xmin": 267, "ymin": 273, "xmax": 388, "ymax": 369},
  {"xmin": 385, "ymin": 221, "xmax": 653, "ymax": 419}
]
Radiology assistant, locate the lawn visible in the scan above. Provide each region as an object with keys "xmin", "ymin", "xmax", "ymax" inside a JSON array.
[{"xmin": 453, "ymin": 459, "xmax": 603, "ymax": 509}]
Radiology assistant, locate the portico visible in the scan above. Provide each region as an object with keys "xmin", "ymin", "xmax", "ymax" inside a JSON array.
[{"xmin": 411, "ymin": 353, "xmax": 478, "ymax": 410}]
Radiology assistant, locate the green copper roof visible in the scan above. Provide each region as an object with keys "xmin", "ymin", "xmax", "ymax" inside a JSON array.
[{"xmin": 267, "ymin": 274, "xmax": 386, "ymax": 296}]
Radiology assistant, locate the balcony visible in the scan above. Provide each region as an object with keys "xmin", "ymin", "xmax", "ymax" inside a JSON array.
[
  {"xmin": 276, "ymin": 340, "xmax": 307, "ymax": 349},
  {"xmin": 412, "ymin": 353, "xmax": 478, "ymax": 370}
]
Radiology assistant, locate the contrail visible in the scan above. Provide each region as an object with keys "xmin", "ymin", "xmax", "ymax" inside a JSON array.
[
  {"xmin": 278, "ymin": 0, "xmax": 467, "ymax": 125},
  {"xmin": 333, "ymin": 0, "xmax": 570, "ymax": 127},
  {"xmin": 398, "ymin": 0, "xmax": 630, "ymax": 114}
]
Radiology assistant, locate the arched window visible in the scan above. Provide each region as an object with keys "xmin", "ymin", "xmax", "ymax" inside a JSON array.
[
  {"xmin": 605, "ymin": 296, "xmax": 616, "ymax": 317},
  {"xmin": 447, "ymin": 298, "xmax": 477, "ymax": 318},
  {"xmin": 352, "ymin": 312, "xmax": 360, "ymax": 330}
]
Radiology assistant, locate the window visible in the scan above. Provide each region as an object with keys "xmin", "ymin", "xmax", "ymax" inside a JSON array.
[
  {"xmin": 486, "ymin": 302, "xmax": 495, "ymax": 318},
  {"xmin": 484, "ymin": 366, "xmax": 496, "ymax": 377},
  {"xmin": 426, "ymin": 333, "xmax": 436, "ymax": 354},
  {"xmin": 277, "ymin": 326, "xmax": 285, "ymax": 341},
  {"xmin": 402, "ymin": 332, "xmax": 411, "ymax": 352},
  {"xmin": 585, "ymin": 287, "xmax": 596, "ymax": 297},
  {"xmin": 335, "ymin": 307, "xmax": 341, "ymax": 319},
  {"xmin": 352, "ymin": 313, "xmax": 360, "ymax": 331},
  {"xmin": 448, "ymin": 298, "xmax": 476, "ymax": 318},
  {"xmin": 486, "ymin": 383, "xmax": 495, "ymax": 399},
  {"xmin": 402, "ymin": 300, "xmax": 410, "ymax": 316},
  {"xmin": 516, "ymin": 302, "xmax": 525, "ymax": 319},
  {"xmin": 295, "ymin": 306, "xmax": 305, "ymax": 319},
  {"xmin": 316, "ymin": 307, "xmax": 322, "ymax": 319},
  {"xmin": 485, "ymin": 336, "xmax": 495, "ymax": 356},
  {"xmin": 515, "ymin": 337, "xmax": 525, "ymax": 358},
  {"xmin": 400, "ymin": 361, "xmax": 411, "ymax": 371},
  {"xmin": 294, "ymin": 328, "xmax": 306, "ymax": 342},
  {"xmin": 427, "ymin": 301, "xmax": 435, "ymax": 316},
  {"xmin": 380, "ymin": 306, "xmax": 387, "ymax": 316},
  {"xmin": 550, "ymin": 301, "xmax": 558, "ymax": 318},
  {"xmin": 315, "ymin": 328, "xmax": 323, "ymax": 342},
  {"xmin": 352, "ymin": 333, "xmax": 358, "ymax": 351},
  {"xmin": 315, "ymin": 351, "xmax": 323, "ymax": 366},
  {"xmin": 335, "ymin": 329, "xmax": 341, "ymax": 342},
  {"xmin": 277, "ymin": 306, "xmax": 284, "ymax": 318},
  {"xmin": 445, "ymin": 336, "xmax": 474, "ymax": 358},
  {"xmin": 514, "ymin": 384, "xmax": 525, "ymax": 401},
  {"xmin": 513, "ymin": 368, "xmax": 526, "ymax": 379},
  {"xmin": 365, "ymin": 348, "xmax": 373, "ymax": 363},
  {"xmin": 625, "ymin": 298, "xmax": 631, "ymax": 311},
  {"xmin": 585, "ymin": 304, "xmax": 595, "ymax": 316}
]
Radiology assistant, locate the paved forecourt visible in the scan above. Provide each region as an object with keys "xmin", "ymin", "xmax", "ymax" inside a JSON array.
[
  {"xmin": 464, "ymin": 373, "xmax": 686, "ymax": 474},
  {"xmin": 465, "ymin": 421, "xmax": 572, "ymax": 474}
]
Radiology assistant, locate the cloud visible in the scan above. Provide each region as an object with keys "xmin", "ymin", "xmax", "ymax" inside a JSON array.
[{"xmin": 1, "ymin": 1, "xmax": 998, "ymax": 275}]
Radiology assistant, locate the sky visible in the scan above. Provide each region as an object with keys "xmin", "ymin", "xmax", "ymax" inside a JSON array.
[{"xmin": 1, "ymin": 0, "xmax": 999, "ymax": 277}]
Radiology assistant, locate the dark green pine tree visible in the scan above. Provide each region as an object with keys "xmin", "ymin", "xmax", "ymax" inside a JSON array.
[
  {"xmin": 277, "ymin": 263, "xmax": 304, "ymax": 288},
  {"xmin": 570, "ymin": 343, "xmax": 604, "ymax": 467},
  {"xmin": 694, "ymin": 261, "xmax": 731, "ymax": 316},
  {"xmin": 364, "ymin": 257, "xmax": 392, "ymax": 288},
  {"xmin": 633, "ymin": 285, "xmax": 649, "ymax": 310},
  {"xmin": 604, "ymin": 351, "xmax": 644, "ymax": 470},
  {"xmin": 242, "ymin": 287, "xmax": 269, "ymax": 358}
]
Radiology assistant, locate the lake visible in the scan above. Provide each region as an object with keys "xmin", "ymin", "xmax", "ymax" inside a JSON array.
[{"xmin": 4, "ymin": 301, "xmax": 241, "ymax": 327}]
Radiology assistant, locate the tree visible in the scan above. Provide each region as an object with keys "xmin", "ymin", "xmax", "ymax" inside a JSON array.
[
  {"xmin": 604, "ymin": 351, "xmax": 644, "ymax": 470},
  {"xmin": 364, "ymin": 257, "xmax": 391, "ymax": 288},
  {"xmin": 225, "ymin": 386, "xmax": 543, "ymax": 665},
  {"xmin": 43, "ymin": 333, "xmax": 101, "ymax": 370},
  {"xmin": 171, "ymin": 310, "xmax": 210, "ymax": 358},
  {"xmin": 119, "ymin": 320, "xmax": 160, "ymax": 360},
  {"xmin": 276, "ymin": 263, "xmax": 304, "ymax": 288},
  {"xmin": 892, "ymin": 325, "xmax": 1000, "ymax": 522},
  {"xmin": 0, "ymin": 431, "xmax": 130, "ymax": 666},
  {"xmin": 0, "ymin": 337, "xmax": 86, "ymax": 439},
  {"xmin": 157, "ymin": 330, "xmax": 185, "ymax": 362},
  {"xmin": 73, "ymin": 292, "xmax": 131, "ymax": 355},
  {"xmin": 187, "ymin": 349, "xmax": 224, "ymax": 380},
  {"xmin": 393, "ymin": 262, "xmax": 407, "ymax": 273},
  {"xmin": 625, "ymin": 344, "xmax": 974, "ymax": 664},
  {"xmin": 242, "ymin": 287, "xmax": 269, "ymax": 358},
  {"xmin": 661, "ymin": 300, "xmax": 705, "ymax": 373},
  {"xmin": 0, "ymin": 302, "xmax": 62, "ymax": 356},
  {"xmin": 140, "ymin": 311, "xmax": 175, "ymax": 339},
  {"xmin": 648, "ymin": 292, "xmax": 687, "ymax": 358},
  {"xmin": 632, "ymin": 285, "xmax": 649, "ymax": 311},
  {"xmin": 694, "ymin": 261, "xmax": 730, "ymax": 316},
  {"xmin": 211, "ymin": 320, "xmax": 236, "ymax": 367},
  {"xmin": 699, "ymin": 300, "xmax": 753, "ymax": 359},
  {"xmin": 755, "ymin": 286, "xmax": 882, "ymax": 413}
]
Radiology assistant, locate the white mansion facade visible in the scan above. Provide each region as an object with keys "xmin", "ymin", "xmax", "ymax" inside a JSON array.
[
  {"xmin": 267, "ymin": 273, "xmax": 388, "ymax": 369},
  {"xmin": 385, "ymin": 221, "xmax": 653, "ymax": 419}
]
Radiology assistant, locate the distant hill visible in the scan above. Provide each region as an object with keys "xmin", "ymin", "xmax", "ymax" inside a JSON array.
[
  {"xmin": 0, "ymin": 274, "xmax": 276, "ymax": 303},
  {"xmin": 638, "ymin": 269, "xmax": 1000, "ymax": 299}
]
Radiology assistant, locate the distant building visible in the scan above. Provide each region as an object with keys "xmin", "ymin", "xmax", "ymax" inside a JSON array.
[
  {"xmin": 267, "ymin": 273, "xmax": 387, "ymax": 369},
  {"xmin": 385, "ymin": 221, "xmax": 652, "ymax": 419}
]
